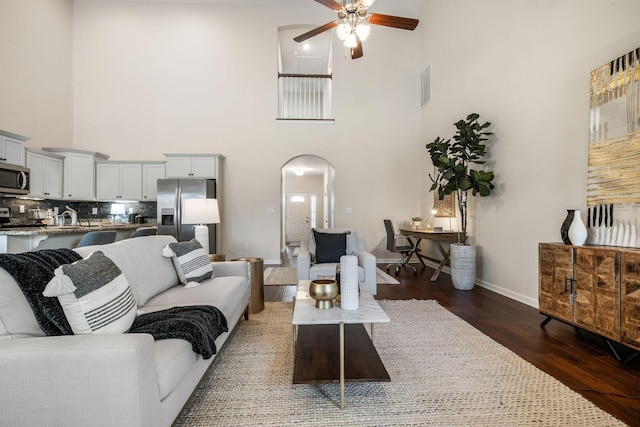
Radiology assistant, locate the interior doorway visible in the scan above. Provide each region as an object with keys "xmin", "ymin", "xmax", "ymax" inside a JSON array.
[{"xmin": 281, "ymin": 155, "xmax": 334, "ymax": 252}]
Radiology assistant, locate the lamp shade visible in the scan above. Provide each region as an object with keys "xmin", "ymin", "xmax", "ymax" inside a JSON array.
[{"xmin": 182, "ymin": 199, "xmax": 220, "ymax": 225}]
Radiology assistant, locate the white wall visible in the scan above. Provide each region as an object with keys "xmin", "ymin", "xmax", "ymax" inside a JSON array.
[
  {"xmin": 0, "ymin": 0, "xmax": 73, "ymax": 148},
  {"xmin": 419, "ymin": 0, "xmax": 640, "ymax": 306},
  {"xmin": 73, "ymin": 1, "xmax": 422, "ymax": 264}
]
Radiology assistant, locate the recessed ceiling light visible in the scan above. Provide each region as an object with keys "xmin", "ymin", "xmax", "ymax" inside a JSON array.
[{"xmin": 303, "ymin": 43, "xmax": 310, "ymax": 51}]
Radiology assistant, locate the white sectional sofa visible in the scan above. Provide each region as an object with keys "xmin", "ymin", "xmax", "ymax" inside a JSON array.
[{"xmin": 0, "ymin": 235, "xmax": 250, "ymax": 427}]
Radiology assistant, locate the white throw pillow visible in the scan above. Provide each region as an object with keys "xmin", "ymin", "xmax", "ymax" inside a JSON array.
[
  {"xmin": 42, "ymin": 251, "xmax": 137, "ymax": 335},
  {"xmin": 162, "ymin": 239, "xmax": 213, "ymax": 288}
]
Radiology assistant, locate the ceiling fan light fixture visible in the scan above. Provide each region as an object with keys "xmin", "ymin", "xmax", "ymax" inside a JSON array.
[
  {"xmin": 343, "ymin": 33, "xmax": 358, "ymax": 48},
  {"xmin": 293, "ymin": 0, "xmax": 419, "ymax": 60},
  {"xmin": 355, "ymin": 19, "xmax": 371, "ymax": 41},
  {"xmin": 336, "ymin": 20, "xmax": 351, "ymax": 41}
]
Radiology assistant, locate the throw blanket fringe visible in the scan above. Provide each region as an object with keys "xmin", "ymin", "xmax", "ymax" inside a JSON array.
[{"xmin": 130, "ymin": 306, "xmax": 228, "ymax": 359}]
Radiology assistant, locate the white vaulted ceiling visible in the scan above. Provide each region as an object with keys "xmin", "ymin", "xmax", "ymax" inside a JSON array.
[{"xmin": 86, "ymin": 0, "xmax": 426, "ymax": 19}]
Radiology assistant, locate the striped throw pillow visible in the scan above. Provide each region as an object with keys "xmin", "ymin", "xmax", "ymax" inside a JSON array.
[
  {"xmin": 162, "ymin": 239, "xmax": 213, "ymax": 288},
  {"xmin": 42, "ymin": 251, "xmax": 137, "ymax": 334}
]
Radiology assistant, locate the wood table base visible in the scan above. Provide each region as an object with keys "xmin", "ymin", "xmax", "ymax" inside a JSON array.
[{"xmin": 293, "ymin": 323, "xmax": 390, "ymax": 384}]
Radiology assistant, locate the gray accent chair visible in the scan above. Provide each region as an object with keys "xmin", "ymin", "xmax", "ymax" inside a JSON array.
[
  {"xmin": 296, "ymin": 227, "xmax": 377, "ymax": 295},
  {"xmin": 76, "ymin": 230, "xmax": 117, "ymax": 248},
  {"xmin": 130, "ymin": 227, "xmax": 158, "ymax": 238}
]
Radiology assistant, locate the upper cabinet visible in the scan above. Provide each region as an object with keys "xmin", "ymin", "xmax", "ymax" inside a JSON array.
[
  {"xmin": 142, "ymin": 162, "xmax": 166, "ymax": 201},
  {"xmin": 0, "ymin": 130, "xmax": 29, "ymax": 166},
  {"xmin": 26, "ymin": 149, "xmax": 64, "ymax": 199},
  {"xmin": 96, "ymin": 162, "xmax": 143, "ymax": 201},
  {"xmin": 42, "ymin": 148, "xmax": 109, "ymax": 200},
  {"xmin": 164, "ymin": 154, "xmax": 224, "ymax": 178}
]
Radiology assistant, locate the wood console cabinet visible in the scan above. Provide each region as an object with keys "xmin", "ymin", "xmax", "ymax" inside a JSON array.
[{"xmin": 539, "ymin": 242, "xmax": 640, "ymax": 353}]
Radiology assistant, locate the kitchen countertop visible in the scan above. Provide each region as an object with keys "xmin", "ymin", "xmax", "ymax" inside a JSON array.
[{"xmin": 0, "ymin": 223, "xmax": 151, "ymax": 236}]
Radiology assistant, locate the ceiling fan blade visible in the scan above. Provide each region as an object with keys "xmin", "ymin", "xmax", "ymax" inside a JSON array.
[
  {"xmin": 314, "ymin": 0, "xmax": 342, "ymax": 11},
  {"xmin": 294, "ymin": 21, "xmax": 338, "ymax": 42},
  {"xmin": 350, "ymin": 36, "xmax": 364, "ymax": 59},
  {"xmin": 369, "ymin": 13, "xmax": 419, "ymax": 31}
]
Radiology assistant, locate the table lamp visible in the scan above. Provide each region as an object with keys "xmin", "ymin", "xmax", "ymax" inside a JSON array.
[
  {"xmin": 182, "ymin": 199, "xmax": 220, "ymax": 254},
  {"xmin": 432, "ymin": 203, "xmax": 454, "ymax": 232}
]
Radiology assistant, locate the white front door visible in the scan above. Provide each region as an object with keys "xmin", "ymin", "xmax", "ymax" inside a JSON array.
[{"xmin": 286, "ymin": 192, "xmax": 310, "ymax": 243}]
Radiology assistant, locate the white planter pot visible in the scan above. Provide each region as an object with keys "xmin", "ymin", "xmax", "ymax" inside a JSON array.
[{"xmin": 450, "ymin": 243, "xmax": 476, "ymax": 290}]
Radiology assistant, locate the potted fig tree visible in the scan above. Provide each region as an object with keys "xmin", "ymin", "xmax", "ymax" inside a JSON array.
[{"xmin": 425, "ymin": 113, "xmax": 495, "ymax": 290}]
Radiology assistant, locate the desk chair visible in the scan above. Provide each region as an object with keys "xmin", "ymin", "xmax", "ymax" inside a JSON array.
[
  {"xmin": 76, "ymin": 231, "xmax": 117, "ymax": 248},
  {"xmin": 384, "ymin": 219, "xmax": 418, "ymax": 276}
]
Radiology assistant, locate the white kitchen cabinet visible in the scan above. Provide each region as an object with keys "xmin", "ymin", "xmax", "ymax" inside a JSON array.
[
  {"xmin": 96, "ymin": 162, "xmax": 143, "ymax": 201},
  {"xmin": 0, "ymin": 130, "xmax": 28, "ymax": 166},
  {"xmin": 164, "ymin": 154, "xmax": 222, "ymax": 178},
  {"xmin": 26, "ymin": 149, "xmax": 64, "ymax": 199},
  {"xmin": 42, "ymin": 148, "xmax": 109, "ymax": 200},
  {"xmin": 142, "ymin": 162, "xmax": 165, "ymax": 201}
]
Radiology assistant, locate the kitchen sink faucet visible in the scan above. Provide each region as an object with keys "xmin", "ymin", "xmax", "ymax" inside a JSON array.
[{"xmin": 60, "ymin": 206, "xmax": 78, "ymax": 226}]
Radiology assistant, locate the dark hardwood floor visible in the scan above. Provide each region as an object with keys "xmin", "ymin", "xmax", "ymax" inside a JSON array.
[{"xmin": 265, "ymin": 262, "xmax": 640, "ymax": 426}]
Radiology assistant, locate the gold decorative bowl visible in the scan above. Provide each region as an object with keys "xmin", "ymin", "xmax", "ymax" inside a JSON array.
[{"xmin": 309, "ymin": 279, "xmax": 338, "ymax": 309}]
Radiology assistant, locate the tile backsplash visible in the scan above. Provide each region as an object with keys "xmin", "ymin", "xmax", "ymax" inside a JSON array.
[{"xmin": 0, "ymin": 197, "xmax": 157, "ymax": 225}]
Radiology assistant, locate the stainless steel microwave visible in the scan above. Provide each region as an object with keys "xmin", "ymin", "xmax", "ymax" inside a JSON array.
[{"xmin": 0, "ymin": 163, "xmax": 29, "ymax": 195}]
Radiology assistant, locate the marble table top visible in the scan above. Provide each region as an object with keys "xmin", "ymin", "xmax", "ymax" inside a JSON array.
[{"xmin": 292, "ymin": 280, "xmax": 390, "ymax": 326}]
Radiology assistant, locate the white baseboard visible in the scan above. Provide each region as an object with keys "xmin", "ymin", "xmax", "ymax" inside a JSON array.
[
  {"xmin": 475, "ymin": 279, "xmax": 538, "ymax": 308},
  {"xmin": 385, "ymin": 258, "xmax": 538, "ymax": 309}
]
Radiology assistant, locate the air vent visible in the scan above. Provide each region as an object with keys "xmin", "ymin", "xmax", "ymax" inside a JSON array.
[{"xmin": 421, "ymin": 64, "xmax": 432, "ymax": 108}]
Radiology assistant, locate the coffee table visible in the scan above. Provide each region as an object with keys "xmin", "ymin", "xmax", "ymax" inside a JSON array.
[{"xmin": 292, "ymin": 280, "xmax": 390, "ymax": 409}]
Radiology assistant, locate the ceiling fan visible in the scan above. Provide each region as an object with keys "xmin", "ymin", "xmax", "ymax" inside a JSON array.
[{"xmin": 294, "ymin": 0, "xmax": 419, "ymax": 60}]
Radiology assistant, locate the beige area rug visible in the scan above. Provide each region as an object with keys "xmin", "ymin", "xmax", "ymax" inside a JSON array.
[
  {"xmin": 264, "ymin": 267, "xmax": 298, "ymax": 286},
  {"xmin": 174, "ymin": 301, "xmax": 625, "ymax": 427},
  {"xmin": 263, "ymin": 267, "xmax": 400, "ymax": 286}
]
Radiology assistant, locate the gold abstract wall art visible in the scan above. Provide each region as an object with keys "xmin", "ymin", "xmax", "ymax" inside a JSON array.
[
  {"xmin": 588, "ymin": 47, "xmax": 640, "ymax": 205},
  {"xmin": 434, "ymin": 193, "xmax": 455, "ymax": 217}
]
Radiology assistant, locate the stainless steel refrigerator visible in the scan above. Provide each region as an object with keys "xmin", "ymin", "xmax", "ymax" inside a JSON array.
[{"xmin": 156, "ymin": 179, "xmax": 218, "ymax": 253}]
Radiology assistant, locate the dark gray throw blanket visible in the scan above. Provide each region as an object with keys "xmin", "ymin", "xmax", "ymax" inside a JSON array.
[
  {"xmin": 131, "ymin": 306, "xmax": 228, "ymax": 359},
  {"xmin": 0, "ymin": 249, "xmax": 228, "ymax": 358},
  {"xmin": 0, "ymin": 249, "xmax": 81, "ymax": 335}
]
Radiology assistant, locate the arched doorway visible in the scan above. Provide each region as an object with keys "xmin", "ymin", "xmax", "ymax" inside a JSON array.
[{"xmin": 281, "ymin": 155, "xmax": 335, "ymax": 251}]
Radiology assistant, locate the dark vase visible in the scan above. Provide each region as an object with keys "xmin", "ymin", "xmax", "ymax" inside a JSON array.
[{"xmin": 561, "ymin": 209, "xmax": 575, "ymax": 244}]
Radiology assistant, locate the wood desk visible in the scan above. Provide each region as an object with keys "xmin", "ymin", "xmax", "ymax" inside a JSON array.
[{"xmin": 399, "ymin": 229, "xmax": 465, "ymax": 281}]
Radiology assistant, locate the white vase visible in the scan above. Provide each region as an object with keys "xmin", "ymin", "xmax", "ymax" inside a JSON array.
[
  {"xmin": 450, "ymin": 244, "xmax": 476, "ymax": 290},
  {"xmin": 339, "ymin": 255, "xmax": 359, "ymax": 310},
  {"xmin": 568, "ymin": 210, "xmax": 587, "ymax": 246}
]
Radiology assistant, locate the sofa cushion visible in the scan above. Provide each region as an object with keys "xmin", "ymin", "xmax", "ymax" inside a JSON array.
[
  {"xmin": 43, "ymin": 251, "xmax": 137, "ymax": 334},
  {"xmin": 0, "ymin": 268, "xmax": 45, "ymax": 339},
  {"xmin": 162, "ymin": 239, "xmax": 213, "ymax": 288},
  {"xmin": 74, "ymin": 235, "xmax": 180, "ymax": 306},
  {"xmin": 312, "ymin": 229, "xmax": 347, "ymax": 263},
  {"xmin": 154, "ymin": 338, "xmax": 198, "ymax": 400},
  {"xmin": 145, "ymin": 276, "xmax": 247, "ymax": 320}
]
